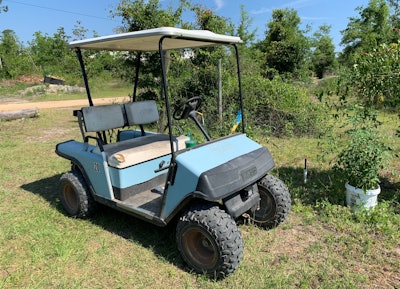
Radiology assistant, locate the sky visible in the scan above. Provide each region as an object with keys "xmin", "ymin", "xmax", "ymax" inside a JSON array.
[{"xmin": 1, "ymin": 0, "xmax": 371, "ymax": 51}]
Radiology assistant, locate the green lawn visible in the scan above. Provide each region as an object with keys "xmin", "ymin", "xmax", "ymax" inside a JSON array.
[{"xmin": 1, "ymin": 106, "xmax": 399, "ymax": 288}]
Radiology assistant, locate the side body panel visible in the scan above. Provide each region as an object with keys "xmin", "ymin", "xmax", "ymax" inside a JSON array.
[
  {"xmin": 56, "ymin": 140, "xmax": 172, "ymax": 198},
  {"xmin": 109, "ymin": 155, "xmax": 171, "ymax": 188}
]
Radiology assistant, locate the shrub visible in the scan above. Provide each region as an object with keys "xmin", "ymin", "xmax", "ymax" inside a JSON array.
[{"xmin": 243, "ymin": 75, "xmax": 326, "ymax": 137}]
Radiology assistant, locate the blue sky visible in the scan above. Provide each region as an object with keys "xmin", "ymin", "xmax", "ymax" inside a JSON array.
[{"xmin": 2, "ymin": 0, "xmax": 370, "ymax": 51}]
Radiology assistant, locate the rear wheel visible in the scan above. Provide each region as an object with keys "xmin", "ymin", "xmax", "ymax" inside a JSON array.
[
  {"xmin": 59, "ymin": 170, "xmax": 96, "ymax": 218},
  {"xmin": 176, "ymin": 204, "xmax": 243, "ymax": 278},
  {"xmin": 250, "ymin": 174, "xmax": 291, "ymax": 228}
]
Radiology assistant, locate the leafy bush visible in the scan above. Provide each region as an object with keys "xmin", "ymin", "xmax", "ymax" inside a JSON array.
[{"xmin": 243, "ymin": 75, "xmax": 326, "ymax": 137}]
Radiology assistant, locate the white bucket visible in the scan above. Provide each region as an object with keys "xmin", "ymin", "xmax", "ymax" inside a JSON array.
[{"xmin": 345, "ymin": 182, "xmax": 380, "ymax": 210}]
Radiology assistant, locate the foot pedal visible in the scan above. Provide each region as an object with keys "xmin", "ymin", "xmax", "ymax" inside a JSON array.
[{"xmin": 151, "ymin": 186, "xmax": 164, "ymax": 194}]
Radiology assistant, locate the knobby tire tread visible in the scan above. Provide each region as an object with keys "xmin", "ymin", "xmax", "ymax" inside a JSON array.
[
  {"xmin": 256, "ymin": 174, "xmax": 291, "ymax": 228},
  {"xmin": 176, "ymin": 204, "xmax": 243, "ymax": 278}
]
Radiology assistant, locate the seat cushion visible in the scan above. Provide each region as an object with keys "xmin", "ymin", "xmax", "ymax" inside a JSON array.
[{"xmin": 93, "ymin": 134, "xmax": 189, "ymax": 168}]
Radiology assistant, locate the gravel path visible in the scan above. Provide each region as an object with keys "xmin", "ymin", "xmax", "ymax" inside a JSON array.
[{"xmin": 0, "ymin": 97, "xmax": 130, "ymax": 112}]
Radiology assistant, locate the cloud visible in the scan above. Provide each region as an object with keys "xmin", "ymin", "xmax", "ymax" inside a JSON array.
[
  {"xmin": 214, "ymin": 0, "xmax": 224, "ymax": 10},
  {"xmin": 286, "ymin": 0, "xmax": 314, "ymax": 9},
  {"xmin": 301, "ymin": 16, "xmax": 332, "ymax": 21},
  {"xmin": 251, "ymin": 0, "xmax": 315, "ymax": 15},
  {"xmin": 251, "ymin": 7, "xmax": 272, "ymax": 15}
]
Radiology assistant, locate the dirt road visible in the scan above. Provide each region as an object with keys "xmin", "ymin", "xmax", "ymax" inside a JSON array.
[{"xmin": 0, "ymin": 96, "xmax": 130, "ymax": 112}]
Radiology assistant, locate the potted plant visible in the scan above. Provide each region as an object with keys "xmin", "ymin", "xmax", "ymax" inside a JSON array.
[{"xmin": 334, "ymin": 104, "xmax": 392, "ymax": 210}]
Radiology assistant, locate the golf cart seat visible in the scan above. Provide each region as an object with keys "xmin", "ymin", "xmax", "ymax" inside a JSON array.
[
  {"xmin": 100, "ymin": 133, "xmax": 188, "ymax": 168},
  {"xmin": 124, "ymin": 100, "xmax": 159, "ymax": 130},
  {"xmin": 82, "ymin": 101, "xmax": 188, "ymax": 169}
]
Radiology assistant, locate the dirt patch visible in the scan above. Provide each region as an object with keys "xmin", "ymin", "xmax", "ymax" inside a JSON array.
[
  {"xmin": 0, "ymin": 74, "xmax": 43, "ymax": 87},
  {"xmin": 0, "ymin": 97, "xmax": 30, "ymax": 104},
  {"xmin": 262, "ymin": 215, "xmax": 323, "ymax": 260},
  {"xmin": 0, "ymin": 96, "xmax": 130, "ymax": 112},
  {"xmin": 1, "ymin": 77, "xmax": 130, "ymax": 111},
  {"xmin": 27, "ymin": 128, "xmax": 73, "ymax": 143},
  {"xmin": 17, "ymin": 74, "xmax": 43, "ymax": 84}
]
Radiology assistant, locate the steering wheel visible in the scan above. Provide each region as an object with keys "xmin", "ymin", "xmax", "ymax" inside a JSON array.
[{"xmin": 173, "ymin": 96, "xmax": 202, "ymax": 120}]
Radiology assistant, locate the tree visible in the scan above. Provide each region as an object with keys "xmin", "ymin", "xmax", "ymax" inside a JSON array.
[
  {"xmin": 237, "ymin": 6, "xmax": 263, "ymax": 77},
  {"xmin": 311, "ymin": 25, "xmax": 337, "ymax": 78},
  {"xmin": 0, "ymin": 30, "xmax": 19, "ymax": 78},
  {"xmin": 191, "ymin": 4, "xmax": 234, "ymax": 34},
  {"xmin": 340, "ymin": 0, "xmax": 391, "ymax": 65},
  {"xmin": 0, "ymin": 30, "xmax": 31, "ymax": 78},
  {"xmin": 347, "ymin": 42, "xmax": 400, "ymax": 106},
  {"xmin": 236, "ymin": 5, "xmax": 257, "ymax": 47},
  {"xmin": 114, "ymin": 0, "xmax": 187, "ymax": 32},
  {"xmin": 189, "ymin": 4, "xmax": 234, "ymax": 65},
  {"xmin": 387, "ymin": 0, "xmax": 400, "ymax": 42},
  {"xmin": 260, "ymin": 8, "xmax": 309, "ymax": 78},
  {"xmin": 28, "ymin": 28, "xmax": 76, "ymax": 78},
  {"xmin": 72, "ymin": 20, "xmax": 90, "ymax": 41}
]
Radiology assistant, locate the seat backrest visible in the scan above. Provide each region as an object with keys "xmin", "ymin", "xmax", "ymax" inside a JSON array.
[
  {"xmin": 124, "ymin": 100, "xmax": 159, "ymax": 126},
  {"xmin": 82, "ymin": 104, "xmax": 125, "ymax": 132}
]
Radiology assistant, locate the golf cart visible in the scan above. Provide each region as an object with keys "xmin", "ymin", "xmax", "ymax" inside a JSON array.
[{"xmin": 56, "ymin": 27, "xmax": 291, "ymax": 278}]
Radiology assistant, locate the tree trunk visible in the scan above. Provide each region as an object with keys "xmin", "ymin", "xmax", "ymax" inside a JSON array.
[{"xmin": 0, "ymin": 108, "xmax": 39, "ymax": 121}]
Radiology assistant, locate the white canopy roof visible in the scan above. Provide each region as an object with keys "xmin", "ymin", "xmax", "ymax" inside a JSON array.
[{"xmin": 68, "ymin": 27, "xmax": 243, "ymax": 51}]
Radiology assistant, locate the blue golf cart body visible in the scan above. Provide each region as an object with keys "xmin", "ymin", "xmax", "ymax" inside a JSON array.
[{"xmin": 55, "ymin": 27, "xmax": 290, "ymax": 278}]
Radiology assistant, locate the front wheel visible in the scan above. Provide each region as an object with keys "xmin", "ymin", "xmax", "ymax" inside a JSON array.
[
  {"xmin": 176, "ymin": 204, "xmax": 243, "ymax": 279},
  {"xmin": 250, "ymin": 174, "xmax": 291, "ymax": 229}
]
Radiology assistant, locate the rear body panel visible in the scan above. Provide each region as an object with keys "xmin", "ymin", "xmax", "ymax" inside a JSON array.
[{"xmin": 56, "ymin": 140, "xmax": 112, "ymax": 198}]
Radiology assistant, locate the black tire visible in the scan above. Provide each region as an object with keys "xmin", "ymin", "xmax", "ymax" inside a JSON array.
[
  {"xmin": 59, "ymin": 170, "xmax": 96, "ymax": 218},
  {"xmin": 176, "ymin": 204, "xmax": 243, "ymax": 279},
  {"xmin": 251, "ymin": 174, "xmax": 291, "ymax": 229}
]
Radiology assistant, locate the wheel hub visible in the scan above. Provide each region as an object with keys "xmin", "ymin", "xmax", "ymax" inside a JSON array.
[
  {"xmin": 183, "ymin": 228, "xmax": 217, "ymax": 269},
  {"xmin": 63, "ymin": 183, "xmax": 79, "ymax": 212},
  {"xmin": 202, "ymin": 238, "xmax": 211, "ymax": 248}
]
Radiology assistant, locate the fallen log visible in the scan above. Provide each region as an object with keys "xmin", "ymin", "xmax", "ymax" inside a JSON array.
[{"xmin": 0, "ymin": 108, "xmax": 39, "ymax": 121}]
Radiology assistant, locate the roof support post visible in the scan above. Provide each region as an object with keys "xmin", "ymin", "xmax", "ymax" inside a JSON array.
[
  {"xmin": 233, "ymin": 44, "xmax": 245, "ymax": 134},
  {"xmin": 75, "ymin": 48, "xmax": 93, "ymax": 106},
  {"xmin": 159, "ymin": 37, "xmax": 175, "ymax": 160},
  {"xmin": 132, "ymin": 52, "xmax": 141, "ymax": 102}
]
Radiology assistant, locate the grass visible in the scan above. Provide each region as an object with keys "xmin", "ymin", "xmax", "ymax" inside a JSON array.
[{"xmin": 1, "ymin": 105, "xmax": 400, "ymax": 288}]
